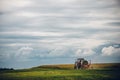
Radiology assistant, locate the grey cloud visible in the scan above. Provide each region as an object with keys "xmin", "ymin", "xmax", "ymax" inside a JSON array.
[{"xmin": 106, "ymin": 22, "xmax": 120, "ymax": 26}]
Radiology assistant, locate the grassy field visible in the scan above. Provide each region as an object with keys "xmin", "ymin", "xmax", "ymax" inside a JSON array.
[{"xmin": 0, "ymin": 63, "xmax": 120, "ymax": 80}]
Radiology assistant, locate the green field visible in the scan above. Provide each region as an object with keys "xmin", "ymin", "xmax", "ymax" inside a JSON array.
[{"xmin": 0, "ymin": 63, "xmax": 120, "ymax": 80}]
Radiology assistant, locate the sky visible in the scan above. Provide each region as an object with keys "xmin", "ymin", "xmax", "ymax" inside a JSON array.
[{"xmin": 0, "ymin": 0, "xmax": 120, "ymax": 69}]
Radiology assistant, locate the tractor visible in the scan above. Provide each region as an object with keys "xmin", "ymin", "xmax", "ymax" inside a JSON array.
[{"xmin": 74, "ymin": 58, "xmax": 91, "ymax": 69}]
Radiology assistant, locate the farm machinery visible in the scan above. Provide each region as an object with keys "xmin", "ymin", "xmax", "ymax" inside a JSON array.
[{"xmin": 74, "ymin": 58, "xmax": 91, "ymax": 69}]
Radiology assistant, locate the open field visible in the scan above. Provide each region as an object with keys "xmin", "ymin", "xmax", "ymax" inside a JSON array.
[
  {"xmin": 0, "ymin": 63, "xmax": 120, "ymax": 80},
  {"xmin": 38, "ymin": 63, "xmax": 120, "ymax": 69}
]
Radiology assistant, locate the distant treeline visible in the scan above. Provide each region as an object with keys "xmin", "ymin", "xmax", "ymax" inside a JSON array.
[{"xmin": 0, "ymin": 68, "xmax": 14, "ymax": 71}]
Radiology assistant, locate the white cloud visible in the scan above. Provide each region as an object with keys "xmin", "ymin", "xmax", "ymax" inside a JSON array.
[
  {"xmin": 101, "ymin": 46, "xmax": 120, "ymax": 56},
  {"xmin": 90, "ymin": 32, "xmax": 120, "ymax": 42},
  {"xmin": 0, "ymin": 31, "xmax": 66, "ymax": 37},
  {"xmin": 53, "ymin": 39, "xmax": 106, "ymax": 49},
  {"xmin": 12, "ymin": 11, "xmax": 40, "ymax": 18},
  {"xmin": 0, "ymin": 0, "xmax": 32, "ymax": 12},
  {"xmin": 75, "ymin": 48, "xmax": 95, "ymax": 57},
  {"xmin": 16, "ymin": 46, "xmax": 33, "ymax": 59},
  {"xmin": 48, "ymin": 47, "xmax": 67, "ymax": 57}
]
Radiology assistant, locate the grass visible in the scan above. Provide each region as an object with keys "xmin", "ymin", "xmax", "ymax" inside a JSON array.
[{"xmin": 0, "ymin": 63, "xmax": 120, "ymax": 80}]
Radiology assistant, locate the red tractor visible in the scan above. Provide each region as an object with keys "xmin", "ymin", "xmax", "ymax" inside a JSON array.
[{"xmin": 74, "ymin": 58, "xmax": 91, "ymax": 69}]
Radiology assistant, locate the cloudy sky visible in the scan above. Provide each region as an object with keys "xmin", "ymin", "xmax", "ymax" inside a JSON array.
[{"xmin": 0, "ymin": 0, "xmax": 120, "ymax": 69}]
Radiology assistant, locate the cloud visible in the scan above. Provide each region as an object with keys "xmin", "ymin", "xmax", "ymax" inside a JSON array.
[
  {"xmin": 0, "ymin": 31, "xmax": 66, "ymax": 37},
  {"xmin": 47, "ymin": 47, "xmax": 68, "ymax": 57},
  {"xmin": 17, "ymin": 46, "xmax": 33, "ymax": 55},
  {"xmin": 90, "ymin": 32, "xmax": 120, "ymax": 42},
  {"xmin": 15, "ymin": 46, "xmax": 33, "ymax": 61},
  {"xmin": 101, "ymin": 45, "xmax": 120, "ymax": 56},
  {"xmin": 0, "ymin": 0, "xmax": 32, "ymax": 12},
  {"xmin": 75, "ymin": 48, "xmax": 95, "ymax": 57},
  {"xmin": 106, "ymin": 22, "xmax": 120, "ymax": 27}
]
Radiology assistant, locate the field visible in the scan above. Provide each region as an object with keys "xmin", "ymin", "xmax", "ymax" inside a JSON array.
[{"xmin": 0, "ymin": 63, "xmax": 120, "ymax": 80}]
